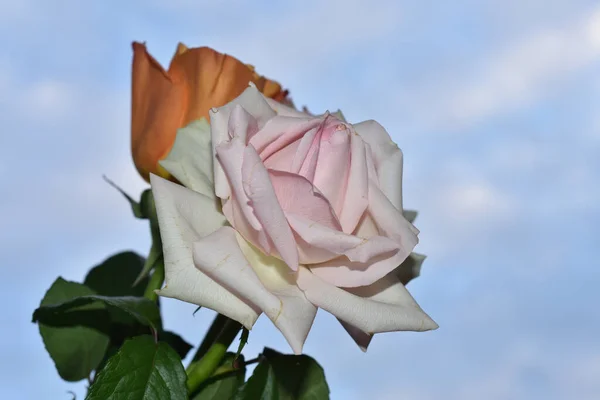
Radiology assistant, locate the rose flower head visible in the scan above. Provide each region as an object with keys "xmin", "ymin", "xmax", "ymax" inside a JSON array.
[{"xmin": 150, "ymin": 83, "xmax": 437, "ymax": 354}]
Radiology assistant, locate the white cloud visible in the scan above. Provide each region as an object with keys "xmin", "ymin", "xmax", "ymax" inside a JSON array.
[
  {"xmin": 448, "ymin": 7, "xmax": 600, "ymax": 124},
  {"xmin": 391, "ymin": 5, "xmax": 600, "ymax": 133}
]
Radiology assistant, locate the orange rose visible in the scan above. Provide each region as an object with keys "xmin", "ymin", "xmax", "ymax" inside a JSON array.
[{"xmin": 131, "ymin": 42, "xmax": 291, "ymax": 181}]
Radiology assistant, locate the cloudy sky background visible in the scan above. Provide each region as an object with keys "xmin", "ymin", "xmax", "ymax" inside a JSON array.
[{"xmin": 1, "ymin": 0, "xmax": 599, "ymax": 399}]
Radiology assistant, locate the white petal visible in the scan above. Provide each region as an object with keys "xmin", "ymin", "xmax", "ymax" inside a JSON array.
[
  {"xmin": 264, "ymin": 97, "xmax": 310, "ymax": 118},
  {"xmin": 297, "ymin": 266, "xmax": 437, "ymax": 334},
  {"xmin": 150, "ymin": 174, "xmax": 259, "ymax": 329},
  {"xmin": 354, "ymin": 120, "xmax": 405, "ymax": 210},
  {"xmin": 193, "ymin": 226, "xmax": 316, "ymax": 354},
  {"xmin": 210, "ymin": 84, "xmax": 277, "ymax": 200},
  {"xmin": 338, "ymin": 271, "xmax": 437, "ymax": 350},
  {"xmin": 338, "ymin": 320, "xmax": 372, "ymax": 352},
  {"xmin": 238, "ymin": 234, "xmax": 318, "ymax": 355},
  {"xmin": 159, "ymin": 119, "xmax": 215, "ymax": 198}
]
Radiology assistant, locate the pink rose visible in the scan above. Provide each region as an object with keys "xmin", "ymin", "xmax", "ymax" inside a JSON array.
[{"xmin": 151, "ymin": 84, "xmax": 437, "ymax": 354}]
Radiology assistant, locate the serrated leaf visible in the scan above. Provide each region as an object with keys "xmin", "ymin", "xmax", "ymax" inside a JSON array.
[
  {"xmin": 403, "ymin": 210, "xmax": 418, "ymax": 223},
  {"xmin": 396, "ymin": 252, "xmax": 426, "ymax": 285},
  {"xmin": 86, "ymin": 335, "xmax": 187, "ymax": 400},
  {"xmin": 192, "ymin": 353, "xmax": 246, "ymax": 400},
  {"xmin": 84, "ymin": 251, "xmax": 148, "ymax": 296},
  {"xmin": 159, "ymin": 331, "xmax": 193, "ymax": 359},
  {"xmin": 33, "ymin": 294, "xmax": 161, "ymax": 332},
  {"xmin": 37, "ymin": 278, "xmax": 109, "ymax": 382},
  {"xmin": 235, "ymin": 348, "xmax": 329, "ymax": 400}
]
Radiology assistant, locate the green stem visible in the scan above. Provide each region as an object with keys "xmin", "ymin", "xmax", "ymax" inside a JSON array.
[
  {"xmin": 143, "ymin": 258, "xmax": 164, "ymax": 302},
  {"xmin": 186, "ymin": 318, "xmax": 242, "ymax": 393},
  {"xmin": 190, "ymin": 313, "xmax": 230, "ymax": 363}
]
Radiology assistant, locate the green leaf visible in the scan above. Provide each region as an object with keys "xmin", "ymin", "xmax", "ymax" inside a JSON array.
[
  {"xmin": 396, "ymin": 252, "xmax": 426, "ymax": 285},
  {"xmin": 192, "ymin": 353, "xmax": 246, "ymax": 400},
  {"xmin": 159, "ymin": 331, "xmax": 193, "ymax": 359},
  {"xmin": 33, "ymin": 294, "xmax": 161, "ymax": 332},
  {"xmin": 84, "ymin": 251, "xmax": 148, "ymax": 296},
  {"xmin": 37, "ymin": 278, "xmax": 109, "ymax": 382},
  {"xmin": 403, "ymin": 210, "xmax": 418, "ymax": 223},
  {"xmin": 235, "ymin": 348, "xmax": 329, "ymax": 400},
  {"xmin": 86, "ymin": 335, "xmax": 187, "ymax": 400},
  {"xmin": 233, "ymin": 359, "xmax": 278, "ymax": 400},
  {"xmin": 103, "ymin": 175, "xmax": 145, "ymax": 218}
]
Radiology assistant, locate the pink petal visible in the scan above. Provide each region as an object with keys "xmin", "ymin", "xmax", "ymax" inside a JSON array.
[
  {"xmin": 210, "ymin": 84, "xmax": 277, "ymax": 199},
  {"xmin": 354, "ymin": 120, "xmax": 405, "ymax": 211},
  {"xmin": 268, "ymin": 170, "xmax": 340, "ymax": 231},
  {"xmin": 215, "ymin": 138, "xmax": 262, "ymax": 233},
  {"xmin": 262, "ymin": 137, "xmax": 302, "ymax": 172},
  {"xmin": 228, "ymin": 104, "xmax": 258, "ymax": 144},
  {"xmin": 249, "ymin": 116, "xmax": 323, "ymax": 160},
  {"xmin": 291, "ymin": 126, "xmax": 321, "ymax": 180},
  {"xmin": 242, "ymin": 145, "xmax": 299, "ymax": 270},
  {"xmin": 312, "ymin": 122, "xmax": 351, "ymax": 214},
  {"xmin": 308, "ymin": 249, "xmax": 409, "ymax": 288},
  {"xmin": 338, "ymin": 132, "xmax": 369, "ymax": 233},
  {"xmin": 368, "ymin": 180, "xmax": 419, "ymax": 250},
  {"xmin": 353, "ymin": 119, "xmax": 398, "ymax": 168},
  {"xmin": 287, "ymin": 213, "xmax": 399, "ymax": 271}
]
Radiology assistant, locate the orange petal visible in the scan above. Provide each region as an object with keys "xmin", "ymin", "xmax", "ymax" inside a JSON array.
[
  {"xmin": 131, "ymin": 42, "xmax": 293, "ymax": 182},
  {"xmin": 168, "ymin": 47, "xmax": 259, "ymax": 126},
  {"xmin": 131, "ymin": 42, "xmax": 186, "ymax": 181}
]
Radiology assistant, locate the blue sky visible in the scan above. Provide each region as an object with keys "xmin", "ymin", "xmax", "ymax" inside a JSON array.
[{"xmin": 2, "ymin": 1, "xmax": 599, "ymax": 399}]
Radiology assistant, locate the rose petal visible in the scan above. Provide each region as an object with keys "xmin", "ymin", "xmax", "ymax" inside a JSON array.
[
  {"xmin": 338, "ymin": 320, "xmax": 373, "ymax": 352},
  {"xmin": 368, "ymin": 180, "xmax": 419, "ymax": 250},
  {"xmin": 210, "ymin": 84, "xmax": 277, "ymax": 199},
  {"xmin": 249, "ymin": 116, "xmax": 323, "ymax": 160},
  {"xmin": 215, "ymin": 138, "xmax": 263, "ymax": 232},
  {"xmin": 354, "ymin": 120, "xmax": 405, "ymax": 211},
  {"xmin": 159, "ymin": 118, "xmax": 215, "ymax": 198},
  {"xmin": 169, "ymin": 46, "xmax": 263, "ymax": 127},
  {"xmin": 307, "ymin": 243, "xmax": 408, "ymax": 288},
  {"xmin": 192, "ymin": 226, "xmax": 316, "ymax": 354},
  {"xmin": 291, "ymin": 125, "xmax": 320, "ymax": 179},
  {"xmin": 261, "ymin": 137, "xmax": 302, "ymax": 172},
  {"xmin": 338, "ymin": 132, "xmax": 369, "ymax": 233},
  {"xmin": 264, "ymin": 97, "xmax": 310, "ymax": 118},
  {"xmin": 287, "ymin": 213, "xmax": 399, "ymax": 270},
  {"xmin": 268, "ymin": 170, "xmax": 340, "ymax": 231},
  {"xmin": 131, "ymin": 42, "xmax": 185, "ymax": 181},
  {"xmin": 338, "ymin": 267, "xmax": 437, "ymax": 351},
  {"xmin": 297, "ymin": 267, "xmax": 438, "ymax": 334},
  {"xmin": 150, "ymin": 174, "xmax": 259, "ymax": 329},
  {"xmin": 238, "ymin": 234, "xmax": 318, "ymax": 354},
  {"xmin": 312, "ymin": 122, "xmax": 351, "ymax": 214},
  {"xmin": 242, "ymin": 146, "xmax": 299, "ymax": 270},
  {"xmin": 228, "ymin": 104, "xmax": 259, "ymax": 144}
]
